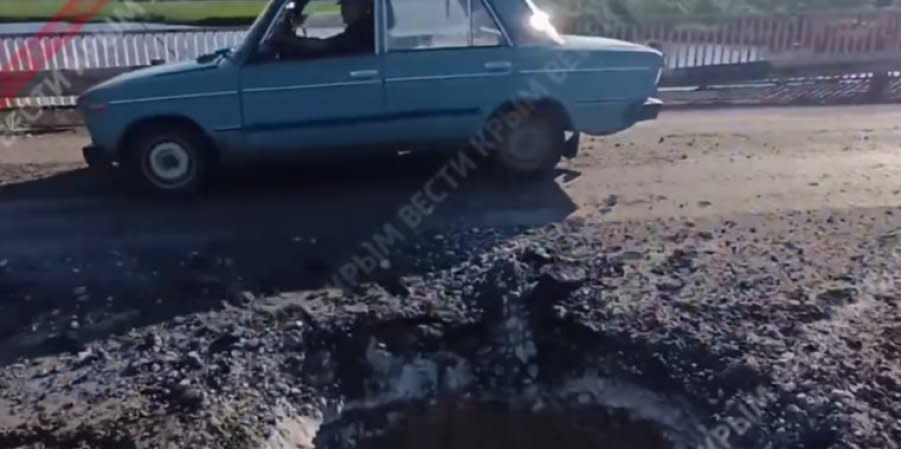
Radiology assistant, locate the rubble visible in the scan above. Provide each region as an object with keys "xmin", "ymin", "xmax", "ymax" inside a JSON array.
[{"xmin": 0, "ymin": 210, "xmax": 898, "ymax": 449}]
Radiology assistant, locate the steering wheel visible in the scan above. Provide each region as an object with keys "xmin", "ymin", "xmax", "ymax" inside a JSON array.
[
  {"xmin": 280, "ymin": 1, "xmax": 309, "ymax": 37},
  {"xmin": 300, "ymin": 17, "xmax": 309, "ymax": 37}
]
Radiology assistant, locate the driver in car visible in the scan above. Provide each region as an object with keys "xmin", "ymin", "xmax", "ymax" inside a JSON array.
[{"xmin": 273, "ymin": 0, "xmax": 375, "ymax": 58}]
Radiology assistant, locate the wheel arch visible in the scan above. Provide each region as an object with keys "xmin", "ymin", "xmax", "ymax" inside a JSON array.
[
  {"xmin": 483, "ymin": 97, "xmax": 574, "ymax": 131},
  {"xmin": 117, "ymin": 115, "xmax": 219, "ymax": 163}
]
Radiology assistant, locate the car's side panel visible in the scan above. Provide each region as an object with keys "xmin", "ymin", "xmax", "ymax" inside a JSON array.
[
  {"xmin": 504, "ymin": 45, "xmax": 661, "ymax": 134},
  {"xmin": 381, "ymin": 47, "xmax": 515, "ymax": 145},
  {"xmin": 238, "ymin": 55, "xmax": 387, "ymax": 155}
]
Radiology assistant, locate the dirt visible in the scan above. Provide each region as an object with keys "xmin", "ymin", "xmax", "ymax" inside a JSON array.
[{"xmin": 0, "ymin": 105, "xmax": 900, "ymax": 449}]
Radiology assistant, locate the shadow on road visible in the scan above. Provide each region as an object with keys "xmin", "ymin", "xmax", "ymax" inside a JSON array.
[{"xmin": 0, "ymin": 152, "xmax": 581, "ymax": 364}]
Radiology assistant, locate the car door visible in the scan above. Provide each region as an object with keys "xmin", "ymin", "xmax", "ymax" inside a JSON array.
[
  {"xmin": 380, "ymin": 0, "xmax": 515, "ymax": 145},
  {"xmin": 239, "ymin": 0, "xmax": 385, "ymax": 153}
]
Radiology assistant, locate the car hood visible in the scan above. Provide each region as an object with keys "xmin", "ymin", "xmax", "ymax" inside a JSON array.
[
  {"xmin": 561, "ymin": 35, "xmax": 661, "ymax": 55},
  {"xmin": 82, "ymin": 58, "xmax": 220, "ymax": 95}
]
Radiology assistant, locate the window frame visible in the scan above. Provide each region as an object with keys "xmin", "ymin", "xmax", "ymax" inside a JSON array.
[{"xmin": 381, "ymin": 0, "xmax": 513, "ymax": 53}]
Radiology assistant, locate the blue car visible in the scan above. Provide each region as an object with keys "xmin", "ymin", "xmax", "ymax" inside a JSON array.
[{"xmin": 77, "ymin": 0, "xmax": 663, "ymax": 194}]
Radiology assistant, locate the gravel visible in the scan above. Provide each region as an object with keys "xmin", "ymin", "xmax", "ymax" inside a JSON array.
[{"xmin": 0, "ymin": 207, "xmax": 898, "ymax": 449}]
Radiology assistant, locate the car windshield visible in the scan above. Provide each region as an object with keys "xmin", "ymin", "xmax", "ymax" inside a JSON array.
[{"xmin": 242, "ymin": 0, "xmax": 293, "ymax": 49}]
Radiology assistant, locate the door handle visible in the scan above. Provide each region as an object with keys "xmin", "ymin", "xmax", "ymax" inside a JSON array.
[
  {"xmin": 349, "ymin": 69, "xmax": 379, "ymax": 79},
  {"xmin": 484, "ymin": 61, "xmax": 512, "ymax": 71}
]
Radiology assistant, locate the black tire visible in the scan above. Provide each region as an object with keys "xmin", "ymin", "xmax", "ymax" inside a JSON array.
[
  {"xmin": 493, "ymin": 108, "xmax": 565, "ymax": 178},
  {"xmin": 124, "ymin": 124, "xmax": 212, "ymax": 195}
]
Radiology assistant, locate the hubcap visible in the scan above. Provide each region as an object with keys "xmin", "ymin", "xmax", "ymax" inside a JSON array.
[
  {"xmin": 508, "ymin": 126, "xmax": 551, "ymax": 164},
  {"xmin": 147, "ymin": 141, "xmax": 192, "ymax": 185}
]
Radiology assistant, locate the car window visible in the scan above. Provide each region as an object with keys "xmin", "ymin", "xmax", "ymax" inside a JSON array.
[
  {"xmin": 259, "ymin": 0, "xmax": 376, "ymax": 60},
  {"xmin": 297, "ymin": 0, "xmax": 348, "ymax": 39},
  {"xmin": 387, "ymin": 0, "xmax": 504, "ymax": 50},
  {"xmin": 470, "ymin": 0, "xmax": 504, "ymax": 46},
  {"xmin": 259, "ymin": 0, "xmax": 347, "ymax": 49}
]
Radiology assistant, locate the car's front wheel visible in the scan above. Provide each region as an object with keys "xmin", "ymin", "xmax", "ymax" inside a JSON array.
[
  {"xmin": 126, "ymin": 125, "xmax": 211, "ymax": 195},
  {"xmin": 493, "ymin": 109, "xmax": 565, "ymax": 178}
]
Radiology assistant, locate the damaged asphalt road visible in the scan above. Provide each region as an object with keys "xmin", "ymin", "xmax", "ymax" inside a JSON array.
[{"xmin": 0, "ymin": 106, "xmax": 900, "ymax": 448}]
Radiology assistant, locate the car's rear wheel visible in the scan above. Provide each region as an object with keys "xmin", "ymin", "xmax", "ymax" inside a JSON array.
[
  {"xmin": 493, "ymin": 108, "xmax": 565, "ymax": 178},
  {"xmin": 126, "ymin": 125, "xmax": 211, "ymax": 195}
]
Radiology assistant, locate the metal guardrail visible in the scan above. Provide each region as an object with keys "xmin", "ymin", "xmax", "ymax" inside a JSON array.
[
  {"xmin": 0, "ymin": 29, "xmax": 247, "ymax": 72},
  {"xmin": 3, "ymin": 96, "xmax": 78, "ymax": 109},
  {"xmin": 6, "ymin": 10, "xmax": 901, "ymax": 73},
  {"xmin": 0, "ymin": 27, "xmax": 755, "ymax": 71},
  {"xmin": 572, "ymin": 10, "xmax": 901, "ymax": 69}
]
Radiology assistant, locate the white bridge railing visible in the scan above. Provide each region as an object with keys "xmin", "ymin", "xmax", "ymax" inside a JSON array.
[
  {"xmin": 0, "ymin": 29, "xmax": 247, "ymax": 72},
  {"xmin": 7, "ymin": 10, "xmax": 901, "ymax": 73},
  {"xmin": 1, "ymin": 27, "xmax": 753, "ymax": 72}
]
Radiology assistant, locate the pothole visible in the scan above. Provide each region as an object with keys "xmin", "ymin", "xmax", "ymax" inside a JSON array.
[
  {"xmin": 316, "ymin": 398, "xmax": 673, "ymax": 449},
  {"xmin": 293, "ymin": 342, "xmax": 709, "ymax": 449},
  {"xmin": 302, "ymin": 351, "xmax": 708, "ymax": 449},
  {"xmin": 282, "ymin": 267, "xmax": 710, "ymax": 449}
]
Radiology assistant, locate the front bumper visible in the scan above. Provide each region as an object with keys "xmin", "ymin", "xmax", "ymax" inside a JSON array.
[{"xmin": 82, "ymin": 145, "xmax": 112, "ymax": 168}]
